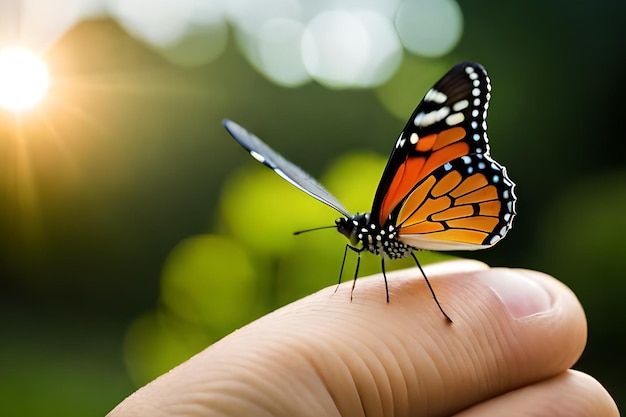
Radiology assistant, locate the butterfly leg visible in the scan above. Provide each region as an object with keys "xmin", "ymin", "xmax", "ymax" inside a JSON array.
[
  {"xmin": 336, "ymin": 244, "xmax": 351, "ymax": 292},
  {"xmin": 336, "ymin": 244, "xmax": 366, "ymax": 300},
  {"xmin": 380, "ymin": 257, "xmax": 390, "ymax": 303},
  {"xmin": 410, "ymin": 252, "xmax": 453, "ymax": 323},
  {"xmin": 349, "ymin": 247, "xmax": 364, "ymax": 301}
]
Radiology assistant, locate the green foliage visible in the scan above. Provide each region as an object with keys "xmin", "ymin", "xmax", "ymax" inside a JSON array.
[
  {"xmin": 533, "ymin": 171, "xmax": 626, "ymax": 321},
  {"xmin": 220, "ymin": 166, "xmax": 332, "ymax": 255},
  {"xmin": 161, "ymin": 235, "xmax": 257, "ymax": 328},
  {"xmin": 1, "ymin": 314, "xmax": 132, "ymax": 417},
  {"xmin": 125, "ymin": 234, "xmax": 258, "ymax": 385},
  {"xmin": 124, "ymin": 311, "xmax": 212, "ymax": 385}
]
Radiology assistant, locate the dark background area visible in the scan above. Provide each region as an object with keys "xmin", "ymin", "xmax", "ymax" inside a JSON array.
[{"xmin": 1, "ymin": 1, "xmax": 624, "ymax": 415}]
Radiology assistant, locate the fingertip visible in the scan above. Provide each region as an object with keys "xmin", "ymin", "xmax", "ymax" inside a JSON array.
[
  {"xmin": 441, "ymin": 267, "xmax": 588, "ymax": 382},
  {"xmin": 566, "ymin": 370, "xmax": 621, "ymax": 417},
  {"xmin": 361, "ymin": 264, "xmax": 589, "ymax": 403},
  {"xmin": 455, "ymin": 370, "xmax": 620, "ymax": 417},
  {"xmin": 472, "ymin": 267, "xmax": 587, "ymax": 332}
]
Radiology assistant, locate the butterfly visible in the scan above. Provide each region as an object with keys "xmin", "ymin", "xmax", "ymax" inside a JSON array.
[{"xmin": 223, "ymin": 61, "xmax": 516, "ymax": 321}]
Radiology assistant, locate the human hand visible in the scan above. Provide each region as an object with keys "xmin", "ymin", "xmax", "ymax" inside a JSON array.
[{"xmin": 108, "ymin": 260, "xmax": 618, "ymax": 416}]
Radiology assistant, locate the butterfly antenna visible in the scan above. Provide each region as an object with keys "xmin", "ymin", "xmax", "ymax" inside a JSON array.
[
  {"xmin": 293, "ymin": 225, "xmax": 335, "ymax": 235},
  {"xmin": 410, "ymin": 252, "xmax": 453, "ymax": 323}
]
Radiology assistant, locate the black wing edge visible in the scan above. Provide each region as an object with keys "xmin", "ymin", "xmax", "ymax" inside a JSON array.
[
  {"xmin": 370, "ymin": 61, "xmax": 492, "ymax": 220},
  {"xmin": 222, "ymin": 119, "xmax": 351, "ymax": 217}
]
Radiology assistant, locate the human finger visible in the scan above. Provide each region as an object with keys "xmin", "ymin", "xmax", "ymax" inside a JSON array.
[
  {"xmin": 453, "ymin": 370, "xmax": 619, "ymax": 417},
  {"xmin": 108, "ymin": 260, "xmax": 588, "ymax": 416}
]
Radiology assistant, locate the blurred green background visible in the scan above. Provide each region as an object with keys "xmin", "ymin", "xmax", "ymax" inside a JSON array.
[{"xmin": 1, "ymin": 0, "xmax": 624, "ymax": 415}]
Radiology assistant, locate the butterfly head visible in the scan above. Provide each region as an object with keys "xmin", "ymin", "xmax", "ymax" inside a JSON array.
[{"xmin": 335, "ymin": 213, "xmax": 370, "ymax": 246}]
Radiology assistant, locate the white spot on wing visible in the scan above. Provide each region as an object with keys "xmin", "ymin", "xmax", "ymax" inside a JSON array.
[
  {"xmin": 414, "ymin": 107, "xmax": 450, "ymax": 127},
  {"xmin": 452, "ymin": 99, "xmax": 469, "ymax": 111},
  {"xmin": 274, "ymin": 168, "xmax": 291, "ymax": 183},
  {"xmin": 250, "ymin": 150, "xmax": 266, "ymax": 163},
  {"xmin": 410, "ymin": 132, "xmax": 419, "ymax": 144},
  {"xmin": 424, "ymin": 88, "xmax": 448, "ymax": 104},
  {"xmin": 445, "ymin": 112, "xmax": 465, "ymax": 126}
]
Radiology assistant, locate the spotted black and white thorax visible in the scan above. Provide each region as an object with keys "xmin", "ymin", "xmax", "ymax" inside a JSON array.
[{"xmin": 335, "ymin": 213, "xmax": 413, "ymax": 259}]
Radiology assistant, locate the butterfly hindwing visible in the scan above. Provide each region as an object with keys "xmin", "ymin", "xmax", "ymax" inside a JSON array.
[
  {"xmin": 394, "ymin": 153, "xmax": 515, "ymax": 250},
  {"xmin": 371, "ymin": 62, "xmax": 516, "ymax": 249}
]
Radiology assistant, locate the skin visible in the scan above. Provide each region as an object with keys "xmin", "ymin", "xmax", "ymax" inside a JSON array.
[{"xmin": 108, "ymin": 260, "xmax": 619, "ymax": 416}]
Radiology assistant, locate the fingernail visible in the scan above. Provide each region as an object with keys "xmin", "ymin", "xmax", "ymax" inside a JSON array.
[{"xmin": 476, "ymin": 269, "xmax": 552, "ymax": 319}]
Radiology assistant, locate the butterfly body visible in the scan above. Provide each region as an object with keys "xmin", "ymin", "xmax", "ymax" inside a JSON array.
[
  {"xmin": 223, "ymin": 61, "xmax": 516, "ymax": 320},
  {"xmin": 335, "ymin": 214, "xmax": 412, "ymax": 259}
]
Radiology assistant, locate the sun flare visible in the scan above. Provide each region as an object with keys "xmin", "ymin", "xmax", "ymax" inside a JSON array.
[{"xmin": 0, "ymin": 46, "xmax": 50, "ymax": 111}]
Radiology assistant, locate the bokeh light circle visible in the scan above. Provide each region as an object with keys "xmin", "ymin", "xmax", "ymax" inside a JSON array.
[
  {"xmin": 258, "ymin": 18, "xmax": 309, "ymax": 86},
  {"xmin": 108, "ymin": 0, "xmax": 190, "ymax": 47},
  {"xmin": 302, "ymin": 10, "xmax": 402, "ymax": 88},
  {"xmin": 395, "ymin": 0, "xmax": 463, "ymax": 57},
  {"xmin": 107, "ymin": 0, "xmax": 228, "ymax": 66}
]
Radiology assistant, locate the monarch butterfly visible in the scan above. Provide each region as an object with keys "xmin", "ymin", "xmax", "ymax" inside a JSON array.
[{"xmin": 223, "ymin": 61, "xmax": 516, "ymax": 321}]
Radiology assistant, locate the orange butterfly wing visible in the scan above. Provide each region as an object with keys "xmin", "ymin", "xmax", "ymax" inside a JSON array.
[
  {"xmin": 371, "ymin": 62, "xmax": 516, "ymax": 250},
  {"xmin": 378, "ymin": 126, "xmax": 469, "ymax": 225},
  {"xmin": 395, "ymin": 154, "xmax": 515, "ymax": 250}
]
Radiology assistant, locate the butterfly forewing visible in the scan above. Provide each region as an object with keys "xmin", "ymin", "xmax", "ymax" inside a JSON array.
[
  {"xmin": 223, "ymin": 119, "xmax": 351, "ymax": 217},
  {"xmin": 371, "ymin": 62, "xmax": 516, "ymax": 249}
]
